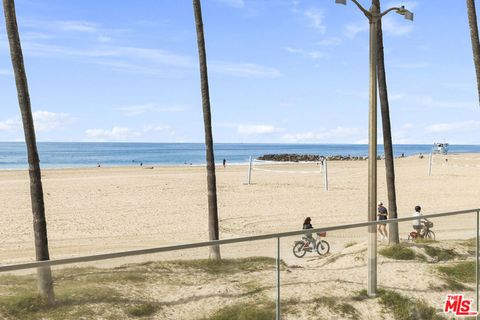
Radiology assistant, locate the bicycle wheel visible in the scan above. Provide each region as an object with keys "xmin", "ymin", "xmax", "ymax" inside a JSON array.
[
  {"xmin": 425, "ymin": 230, "xmax": 436, "ymax": 240},
  {"xmin": 293, "ymin": 242, "xmax": 307, "ymax": 258},
  {"xmin": 316, "ymin": 240, "xmax": 330, "ymax": 255}
]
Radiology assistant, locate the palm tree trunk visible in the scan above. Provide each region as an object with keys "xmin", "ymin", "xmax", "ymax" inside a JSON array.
[
  {"xmin": 467, "ymin": 0, "xmax": 480, "ymax": 105},
  {"xmin": 193, "ymin": 0, "xmax": 221, "ymax": 260},
  {"xmin": 373, "ymin": 0, "xmax": 399, "ymax": 244},
  {"xmin": 3, "ymin": 0, "xmax": 55, "ymax": 303}
]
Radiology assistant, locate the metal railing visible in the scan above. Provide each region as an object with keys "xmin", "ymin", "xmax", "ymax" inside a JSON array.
[{"xmin": 1, "ymin": 208, "xmax": 479, "ymax": 319}]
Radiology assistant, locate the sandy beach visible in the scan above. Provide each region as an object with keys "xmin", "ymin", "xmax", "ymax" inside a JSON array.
[
  {"xmin": 1, "ymin": 153, "xmax": 480, "ymax": 319},
  {"xmin": 1, "ymin": 153, "xmax": 479, "ymax": 264}
]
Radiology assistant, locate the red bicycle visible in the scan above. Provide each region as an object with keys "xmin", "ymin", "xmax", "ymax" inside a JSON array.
[{"xmin": 408, "ymin": 221, "xmax": 435, "ymax": 241}]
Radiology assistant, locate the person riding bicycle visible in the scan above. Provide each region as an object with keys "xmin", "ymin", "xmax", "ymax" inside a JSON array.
[
  {"xmin": 302, "ymin": 217, "xmax": 314, "ymax": 249},
  {"xmin": 412, "ymin": 205, "xmax": 430, "ymax": 237}
]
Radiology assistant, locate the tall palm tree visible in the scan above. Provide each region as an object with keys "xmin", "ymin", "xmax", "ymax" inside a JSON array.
[
  {"xmin": 3, "ymin": 0, "xmax": 55, "ymax": 303},
  {"xmin": 373, "ymin": 0, "xmax": 399, "ymax": 243},
  {"xmin": 193, "ymin": 0, "xmax": 221, "ymax": 260},
  {"xmin": 467, "ymin": 0, "xmax": 480, "ymax": 105}
]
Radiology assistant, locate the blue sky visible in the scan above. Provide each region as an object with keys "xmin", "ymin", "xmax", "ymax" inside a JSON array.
[{"xmin": 0, "ymin": 0, "xmax": 479, "ymax": 144}]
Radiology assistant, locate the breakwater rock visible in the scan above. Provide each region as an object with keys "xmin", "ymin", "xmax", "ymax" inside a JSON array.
[{"xmin": 257, "ymin": 154, "xmax": 368, "ymax": 161}]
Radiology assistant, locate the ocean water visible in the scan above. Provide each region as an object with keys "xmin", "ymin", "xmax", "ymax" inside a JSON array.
[{"xmin": 0, "ymin": 142, "xmax": 480, "ymax": 169}]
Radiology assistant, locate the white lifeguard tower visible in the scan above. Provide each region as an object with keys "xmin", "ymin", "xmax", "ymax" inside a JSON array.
[{"xmin": 433, "ymin": 142, "xmax": 449, "ymax": 155}]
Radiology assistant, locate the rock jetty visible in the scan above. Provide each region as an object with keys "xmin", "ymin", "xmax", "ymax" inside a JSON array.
[{"xmin": 257, "ymin": 154, "xmax": 368, "ymax": 161}]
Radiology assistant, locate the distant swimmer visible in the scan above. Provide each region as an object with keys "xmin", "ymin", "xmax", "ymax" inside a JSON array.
[
  {"xmin": 223, "ymin": 158, "xmax": 226, "ymax": 168},
  {"xmin": 97, "ymin": 163, "xmax": 101, "ymax": 168},
  {"xmin": 140, "ymin": 162, "xmax": 143, "ymax": 166}
]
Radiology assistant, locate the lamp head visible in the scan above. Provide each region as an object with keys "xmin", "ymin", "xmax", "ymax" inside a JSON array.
[
  {"xmin": 336, "ymin": 0, "xmax": 347, "ymax": 5},
  {"xmin": 396, "ymin": 5, "xmax": 414, "ymax": 21}
]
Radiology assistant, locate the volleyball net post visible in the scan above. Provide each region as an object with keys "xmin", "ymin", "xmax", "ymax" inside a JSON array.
[
  {"xmin": 246, "ymin": 156, "xmax": 253, "ymax": 185},
  {"xmin": 323, "ymin": 157, "xmax": 329, "ymax": 191},
  {"xmin": 428, "ymin": 152, "xmax": 432, "ymax": 176}
]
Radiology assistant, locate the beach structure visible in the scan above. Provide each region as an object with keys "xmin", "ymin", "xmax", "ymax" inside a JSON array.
[{"xmin": 433, "ymin": 142, "xmax": 449, "ymax": 155}]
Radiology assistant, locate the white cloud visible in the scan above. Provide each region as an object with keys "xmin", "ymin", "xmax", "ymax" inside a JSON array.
[
  {"xmin": 118, "ymin": 103, "xmax": 185, "ymax": 116},
  {"xmin": 56, "ymin": 21, "xmax": 98, "ymax": 33},
  {"xmin": 425, "ymin": 121, "xmax": 480, "ymax": 133},
  {"xmin": 393, "ymin": 94, "xmax": 475, "ymax": 110},
  {"xmin": 96, "ymin": 35, "xmax": 113, "ymax": 43},
  {"xmin": 0, "ymin": 68, "xmax": 13, "ymax": 75},
  {"xmin": 304, "ymin": 8, "xmax": 326, "ymax": 34},
  {"xmin": 282, "ymin": 126, "xmax": 362, "ymax": 142},
  {"xmin": 381, "ymin": 15, "xmax": 414, "ymax": 36},
  {"xmin": 215, "ymin": 0, "xmax": 245, "ymax": 8},
  {"xmin": 237, "ymin": 124, "xmax": 282, "ymax": 135},
  {"xmin": 85, "ymin": 126, "xmax": 140, "ymax": 141},
  {"xmin": 284, "ymin": 47, "xmax": 323, "ymax": 60},
  {"xmin": 143, "ymin": 125, "xmax": 170, "ymax": 132},
  {"xmin": 210, "ymin": 62, "xmax": 281, "ymax": 78},
  {"xmin": 344, "ymin": 23, "xmax": 368, "ymax": 38},
  {"xmin": 23, "ymin": 43, "xmax": 192, "ymax": 68},
  {"xmin": 414, "ymin": 95, "xmax": 474, "ymax": 110},
  {"xmin": 344, "ymin": 15, "xmax": 413, "ymax": 39},
  {"xmin": 318, "ymin": 37, "xmax": 341, "ymax": 47},
  {"xmin": 0, "ymin": 118, "xmax": 20, "ymax": 131},
  {"xmin": 21, "ymin": 32, "xmax": 55, "ymax": 41},
  {"xmin": 143, "ymin": 124, "xmax": 177, "ymax": 138},
  {"xmin": 0, "ymin": 111, "xmax": 72, "ymax": 132},
  {"xmin": 33, "ymin": 111, "xmax": 74, "ymax": 131}
]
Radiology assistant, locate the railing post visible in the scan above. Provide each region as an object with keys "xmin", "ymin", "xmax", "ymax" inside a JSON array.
[
  {"xmin": 476, "ymin": 209, "xmax": 479, "ymax": 319},
  {"xmin": 276, "ymin": 237, "xmax": 281, "ymax": 320}
]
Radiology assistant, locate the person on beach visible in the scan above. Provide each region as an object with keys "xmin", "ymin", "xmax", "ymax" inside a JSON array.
[
  {"xmin": 377, "ymin": 202, "xmax": 388, "ymax": 240},
  {"xmin": 412, "ymin": 205, "xmax": 429, "ymax": 236},
  {"xmin": 223, "ymin": 158, "xmax": 226, "ymax": 168},
  {"xmin": 302, "ymin": 217, "xmax": 314, "ymax": 248}
]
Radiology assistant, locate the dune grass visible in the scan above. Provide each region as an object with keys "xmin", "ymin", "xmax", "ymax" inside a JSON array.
[
  {"xmin": 422, "ymin": 246, "xmax": 458, "ymax": 262},
  {"xmin": 312, "ymin": 296, "xmax": 360, "ymax": 320},
  {"xmin": 0, "ymin": 257, "xmax": 280, "ymax": 320},
  {"xmin": 437, "ymin": 261, "xmax": 475, "ymax": 283},
  {"xmin": 379, "ymin": 245, "xmax": 416, "ymax": 260},
  {"xmin": 203, "ymin": 301, "xmax": 276, "ymax": 320},
  {"xmin": 344, "ymin": 241, "xmax": 358, "ymax": 248},
  {"xmin": 378, "ymin": 289, "xmax": 444, "ymax": 320}
]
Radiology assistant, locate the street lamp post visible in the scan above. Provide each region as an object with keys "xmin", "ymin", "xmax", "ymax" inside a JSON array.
[{"xmin": 335, "ymin": 0, "xmax": 413, "ymax": 297}]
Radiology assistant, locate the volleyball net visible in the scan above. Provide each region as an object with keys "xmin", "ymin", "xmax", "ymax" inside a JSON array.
[
  {"xmin": 428, "ymin": 153, "xmax": 480, "ymax": 175},
  {"xmin": 245, "ymin": 156, "xmax": 329, "ymax": 191}
]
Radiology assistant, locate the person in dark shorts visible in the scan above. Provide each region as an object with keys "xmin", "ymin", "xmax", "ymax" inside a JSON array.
[{"xmin": 377, "ymin": 202, "xmax": 388, "ymax": 240}]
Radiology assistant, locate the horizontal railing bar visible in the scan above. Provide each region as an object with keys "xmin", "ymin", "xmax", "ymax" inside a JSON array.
[{"xmin": 1, "ymin": 208, "xmax": 478, "ymax": 273}]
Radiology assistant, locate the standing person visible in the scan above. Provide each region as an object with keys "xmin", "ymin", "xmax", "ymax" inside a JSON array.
[
  {"xmin": 377, "ymin": 202, "xmax": 388, "ymax": 240},
  {"xmin": 222, "ymin": 158, "xmax": 226, "ymax": 168},
  {"xmin": 302, "ymin": 217, "xmax": 314, "ymax": 248}
]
